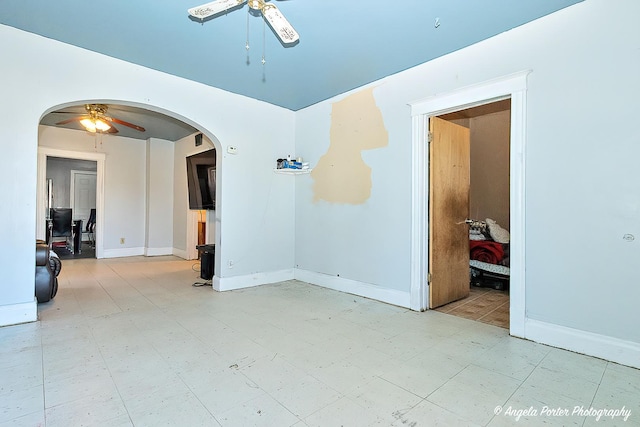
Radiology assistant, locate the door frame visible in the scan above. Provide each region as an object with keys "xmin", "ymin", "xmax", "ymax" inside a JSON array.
[
  {"xmin": 409, "ymin": 71, "xmax": 529, "ymax": 337},
  {"xmin": 37, "ymin": 147, "xmax": 106, "ymax": 259}
]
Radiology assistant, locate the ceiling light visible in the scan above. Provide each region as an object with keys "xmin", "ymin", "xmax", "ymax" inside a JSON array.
[{"xmin": 80, "ymin": 118, "xmax": 111, "ymax": 133}]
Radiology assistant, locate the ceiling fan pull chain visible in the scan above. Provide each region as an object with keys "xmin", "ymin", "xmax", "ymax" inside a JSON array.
[
  {"xmin": 245, "ymin": 8, "xmax": 250, "ymax": 51},
  {"xmin": 261, "ymin": 16, "xmax": 266, "ymax": 65}
]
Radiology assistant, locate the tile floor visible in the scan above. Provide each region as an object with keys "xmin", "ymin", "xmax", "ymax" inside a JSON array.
[
  {"xmin": 1, "ymin": 256, "xmax": 638, "ymax": 426},
  {"xmin": 435, "ymin": 286, "xmax": 510, "ymax": 329}
]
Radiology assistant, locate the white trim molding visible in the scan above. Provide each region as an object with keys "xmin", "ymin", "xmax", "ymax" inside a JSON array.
[
  {"xmin": 525, "ymin": 319, "xmax": 640, "ymax": 370},
  {"xmin": 295, "ymin": 269, "xmax": 411, "ymax": 309},
  {"xmin": 214, "ymin": 269, "xmax": 295, "ymax": 292},
  {"xmin": 211, "ymin": 268, "xmax": 412, "ymax": 309},
  {"xmin": 0, "ymin": 299, "xmax": 37, "ymax": 327},
  {"xmin": 409, "ymin": 70, "xmax": 530, "ymax": 338},
  {"xmin": 102, "ymin": 247, "xmax": 145, "ymax": 258},
  {"xmin": 172, "ymin": 248, "xmax": 189, "ymax": 260},
  {"xmin": 409, "ymin": 113, "xmax": 429, "ymax": 312},
  {"xmin": 144, "ymin": 247, "xmax": 174, "ymax": 257}
]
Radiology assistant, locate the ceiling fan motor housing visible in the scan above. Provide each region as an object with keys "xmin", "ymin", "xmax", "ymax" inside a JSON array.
[{"xmin": 85, "ymin": 104, "xmax": 108, "ymax": 115}]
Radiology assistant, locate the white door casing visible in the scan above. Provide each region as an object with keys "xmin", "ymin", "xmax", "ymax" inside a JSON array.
[{"xmin": 410, "ymin": 71, "xmax": 529, "ymax": 338}]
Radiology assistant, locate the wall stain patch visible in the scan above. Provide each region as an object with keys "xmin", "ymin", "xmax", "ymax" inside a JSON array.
[{"xmin": 311, "ymin": 88, "xmax": 388, "ymax": 204}]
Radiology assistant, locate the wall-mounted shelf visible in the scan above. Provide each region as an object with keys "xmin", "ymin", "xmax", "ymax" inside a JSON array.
[{"xmin": 273, "ymin": 168, "xmax": 312, "ymax": 175}]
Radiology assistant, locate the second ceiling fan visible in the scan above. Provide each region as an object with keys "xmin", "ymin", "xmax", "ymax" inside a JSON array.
[{"xmin": 56, "ymin": 104, "xmax": 146, "ymax": 134}]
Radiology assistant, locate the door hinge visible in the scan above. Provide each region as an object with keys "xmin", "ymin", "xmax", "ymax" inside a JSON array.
[
  {"xmin": 427, "ymin": 273, "xmax": 432, "ymax": 284},
  {"xmin": 427, "ymin": 132, "xmax": 433, "ymax": 143}
]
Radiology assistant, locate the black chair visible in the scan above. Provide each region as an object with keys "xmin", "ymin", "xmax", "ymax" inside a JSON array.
[
  {"xmin": 35, "ymin": 240, "xmax": 61, "ymax": 303},
  {"xmin": 47, "ymin": 208, "xmax": 75, "ymax": 253},
  {"xmin": 86, "ymin": 208, "xmax": 96, "ymax": 248}
]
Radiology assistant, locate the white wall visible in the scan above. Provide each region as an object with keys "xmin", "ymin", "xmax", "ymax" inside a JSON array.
[
  {"xmin": 0, "ymin": 25, "xmax": 295, "ymax": 325},
  {"xmin": 172, "ymin": 133, "xmax": 216, "ymax": 259},
  {"xmin": 46, "ymin": 157, "xmax": 97, "ymax": 209},
  {"xmin": 295, "ymin": 0, "xmax": 640, "ymax": 357},
  {"xmin": 469, "ymin": 111, "xmax": 510, "ymax": 230},
  {"xmin": 39, "ymin": 127, "xmax": 147, "ymax": 256},
  {"xmin": 294, "ymin": 94, "xmax": 411, "ymax": 295},
  {"xmin": 173, "ymin": 134, "xmax": 194, "ymax": 255},
  {"xmin": 146, "ymin": 138, "xmax": 174, "ymax": 255}
]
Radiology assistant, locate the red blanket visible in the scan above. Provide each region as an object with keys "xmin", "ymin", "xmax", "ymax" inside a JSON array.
[{"xmin": 470, "ymin": 241, "xmax": 504, "ymax": 264}]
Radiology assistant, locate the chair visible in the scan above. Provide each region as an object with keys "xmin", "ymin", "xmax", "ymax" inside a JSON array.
[
  {"xmin": 47, "ymin": 208, "xmax": 75, "ymax": 253},
  {"xmin": 35, "ymin": 240, "xmax": 61, "ymax": 303},
  {"xmin": 86, "ymin": 208, "xmax": 96, "ymax": 248}
]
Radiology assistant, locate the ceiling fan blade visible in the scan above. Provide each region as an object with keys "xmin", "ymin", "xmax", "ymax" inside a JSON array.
[
  {"xmin": 104, "ymin": 116, "xmax": 146, "ymax": 132},
  {"xmin": 262, "ymin": 3, "xmax": 299, "ymax": 44},
  {"xmin": 106, "ymin": 124, "xmax": 119, "ymax": 134},
  {"xmin": 55, "ymin": 116, "xmax": 87, "ymax": 126},
  {"xmin": 188, "ymin": 0, "xmax": 247, "ymax": 20}
]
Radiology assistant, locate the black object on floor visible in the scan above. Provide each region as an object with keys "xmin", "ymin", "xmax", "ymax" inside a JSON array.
[
  {"xmin": 196, "ymin": 244, "xmax": 215, "ymax": 280},
  {"xmin": 193, "ymin": 244, "xmax": 215, "ymax": 287}
]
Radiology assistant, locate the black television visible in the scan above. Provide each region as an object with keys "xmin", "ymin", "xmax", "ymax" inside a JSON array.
[{"xmin": 186, "ymin": 149, "xmax": 216, "ymax": 210}]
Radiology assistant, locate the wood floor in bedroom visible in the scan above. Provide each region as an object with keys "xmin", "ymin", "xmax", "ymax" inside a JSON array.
[{"xmin": 434, "ymin": 285, "xmax": 510, "ymax": 329}]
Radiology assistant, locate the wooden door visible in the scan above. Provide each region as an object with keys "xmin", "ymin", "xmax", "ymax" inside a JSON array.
[{"xmin": 429, "ymin": 117, "xmax": 471, "ymax": 308}]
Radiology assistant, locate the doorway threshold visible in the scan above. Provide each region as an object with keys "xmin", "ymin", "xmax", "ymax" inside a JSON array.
[{"xmin": 434, "ymin": 285, "xmax": 509, "ymax": 329}]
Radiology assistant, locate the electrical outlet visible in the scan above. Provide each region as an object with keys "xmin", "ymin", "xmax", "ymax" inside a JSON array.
[{"xmin": 120, "ymin": 237, "xmax": 125, "ymax": 244}]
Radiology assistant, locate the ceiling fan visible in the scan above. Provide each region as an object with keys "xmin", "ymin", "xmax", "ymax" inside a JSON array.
[
  {"xmin": 188, "ymin": 0, "xmax": 299, "ymax": 45},
  {"xmin": 55, "ymin": 104, "xmax": 146, "ymax": 134}
]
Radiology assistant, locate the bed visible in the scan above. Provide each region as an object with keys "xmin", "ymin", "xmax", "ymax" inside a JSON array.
[
  {"xmin": 468, "ymin": 219, "xmax": 510, "ymax": 291},
  {"xmin": 470, "ymin": 259, "xmax": 510, "ymax": 290}
]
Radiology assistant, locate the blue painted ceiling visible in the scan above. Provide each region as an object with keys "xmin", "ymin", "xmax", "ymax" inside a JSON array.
[{"xmin": 1, "ymin": 0, "xmax": 581, "ymax": 111}]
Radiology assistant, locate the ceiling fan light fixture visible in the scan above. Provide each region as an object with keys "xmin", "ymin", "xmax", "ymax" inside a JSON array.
[
  {"xmin": 79, "ymin": 118, "xmax": 96, "ymax": 132},
  {"xmin": 80, "ymin": 118, "xmax": 111, "ymax": 133},
  {"xmin": 94, "ymin": 119, "xmax": 111, "ymax": 132}
]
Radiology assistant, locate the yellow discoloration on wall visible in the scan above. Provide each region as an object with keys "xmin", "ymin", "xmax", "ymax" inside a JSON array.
[{"xmin": 311, "ymin": 88, "xmax": 388, "ymax": 204}]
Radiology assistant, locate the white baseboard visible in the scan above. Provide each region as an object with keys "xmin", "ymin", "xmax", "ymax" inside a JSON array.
[
  {"xmin": 144, "ymin": 247, "xmax": 173, "ymax": 257},
  {"xmin": 215, "ymin": 269, "xmax": 295, "ymax": 292},
  {"xmin": 104, "ymin": 247, "xmax": 184, "ymax": 259},
  {"xmin": 102, "ymin": 247, "xmax": 145, "ymax": 258},
  {"xmin": 525, "ymin": 318, "xmax": 640, "ymax": 369},
  {"xmin": 172, "ymin": 248, "xmax": 189, "ymax": 260},
  {"xmin": 294, "ymin": 269, "xmax": 411, "ymax": 309},
  {"xmin": 0, "ymin": 299, "xmax": 38, "ymax": 327}
]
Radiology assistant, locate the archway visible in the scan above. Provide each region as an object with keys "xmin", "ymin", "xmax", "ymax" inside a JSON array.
[{"xmin": 36, "ymin": 101, "xmax": 223, "ymax": 277}]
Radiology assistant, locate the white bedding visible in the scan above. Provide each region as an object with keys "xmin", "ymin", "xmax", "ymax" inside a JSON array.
[{"xmin": 470, "ymin": 259, "xmax": 510, "ymax": 277}]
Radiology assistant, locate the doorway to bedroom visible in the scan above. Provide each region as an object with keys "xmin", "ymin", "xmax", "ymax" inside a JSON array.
[{"xmin": 430, "ymin": 99, "xmax": 511, "ymax": 328}]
